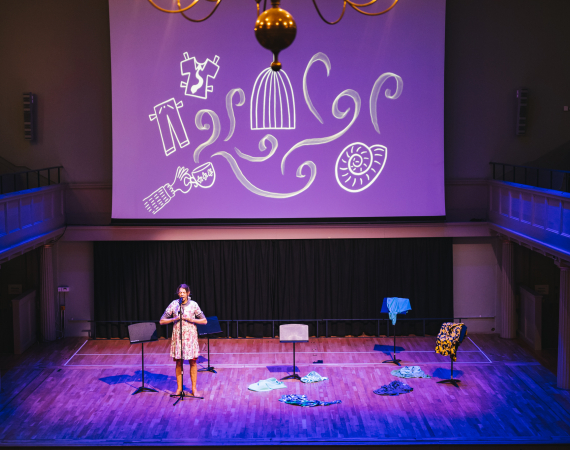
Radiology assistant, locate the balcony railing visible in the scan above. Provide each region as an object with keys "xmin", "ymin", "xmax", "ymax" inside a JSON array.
[
  {"xmin": 489, "ymin": 179, "xmax": 570, "ymax": 260},
  {"xmin": 490, "ymin": 162, "xmax": 570, "ymax": 193},
  {"xmin": 0, "ymin": 183, "xmax": 66, "ymax": 264},
  {"xmin": 0, "ymin": 166, "xmax": 63, "ymax": 195},
  {"xmin": 70, "ymin": 316, "xmax": 494, "ymax": 340}
]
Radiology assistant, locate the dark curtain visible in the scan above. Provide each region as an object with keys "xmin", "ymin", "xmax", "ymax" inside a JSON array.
[
  {"xmin": 94, "ymin": 241, "xmax": 188, "ymax": 339},
  {"xmin": 94, "ymin": 238, "xmax": 453, "ymax": 338}
]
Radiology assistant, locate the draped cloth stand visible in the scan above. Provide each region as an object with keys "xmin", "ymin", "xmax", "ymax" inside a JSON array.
[
  {"xmin": 436, "ymin": 323, "xmax": 468, "ymax": 388},
  {"xmin": 438, "ymin": 358, "xmax": 461, "ymax": 388},
  {"xmin": 381, "ymin": 297, "xmax": 411, "ymax": 366}
]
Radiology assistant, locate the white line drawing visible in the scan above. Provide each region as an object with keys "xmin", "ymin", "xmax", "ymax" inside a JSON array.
[
  {"xmin": 335, "ymin": 142, "xmax": 387, "ymax": 193},
  {"xmin": 225, "ymin": 88, "xmax": 246, "ymax": 141},
  {"xmin": 370, "ymin": 72, "xmax": 403, "ymax": 134},
  {"xmin": 281, "ymin": 89, "xmax": 361, "ymax": 174},
  {"xmin": 180, "ymin": 53, "xmax": 220, "ymax": 99},
  {"xmin": 235, "ymin": 134, "xmax": 278, "ymax": 162},
  {"xmin": 194, "ymin": 109, "xmax": 221, "ymax": 163},
  {"xmin": 251, "ymin": 68, "xmax": 295, "ymax": 130},
  {"xmin": 303, "ymin": 52, "xmax": 331, "ymax": 124},
  {"xmin": 189, "ymin": 161, "xmax": 216, "ymax": 189},
  {"xmin": 213, "ymin": 151, "xmax": 315, "ymax": 199},
  {"xmin": 142, "ymin": 163, "xmax": 216, "ymax": 215},
  {"xmin": 149, "ymin": 98, "xmax": 190, "ymax": 156}
]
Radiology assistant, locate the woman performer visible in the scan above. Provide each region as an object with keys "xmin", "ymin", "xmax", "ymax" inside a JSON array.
[{"xmin": 160, "ymin": 284, "xmax": 207, "ymax": 397}]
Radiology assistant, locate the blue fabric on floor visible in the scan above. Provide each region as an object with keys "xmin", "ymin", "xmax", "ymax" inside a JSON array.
[
  {"xmin": 248, "ymin": 377, "xmax": 287, "ymax": 391},
  {"xmin": 278, "ymin": 394, "xmax": 341, "ymax": 407},
  {"xmin": 300, "ymin": 371, "xmax": 328, "ymax": 383},
  {"xmin": 374, "ymin": 380, "xmax": 413, "ymax": 396},
  {"xmin": 391, "ymin": 366, "xmax": 431, "ymax": 378}
]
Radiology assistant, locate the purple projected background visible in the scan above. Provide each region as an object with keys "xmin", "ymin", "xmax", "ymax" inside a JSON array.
[{"xmin": 110, "ymin": 1, "xmax": 446, "ymax": 220}]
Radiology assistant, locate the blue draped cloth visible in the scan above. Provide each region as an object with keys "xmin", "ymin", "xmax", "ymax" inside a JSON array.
[{"xmin": 381, "ymin": 297, "xmax": 412, "ymax": 325}]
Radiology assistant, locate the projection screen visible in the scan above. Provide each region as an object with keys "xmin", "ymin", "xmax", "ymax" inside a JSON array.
[{"xmin": 109, "ymin": 0, "xmax": 446, "ymax": 221}]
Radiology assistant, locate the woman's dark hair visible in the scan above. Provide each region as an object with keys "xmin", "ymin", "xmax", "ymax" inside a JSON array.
[{"xmin": 177, "ymin": 284, "xmax": 191, "ymax": 296}]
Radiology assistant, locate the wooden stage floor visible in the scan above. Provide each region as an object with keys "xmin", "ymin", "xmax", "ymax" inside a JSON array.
[{"xmin": 1, "ymin": 335, "xmax": 570, "ymax": 448}]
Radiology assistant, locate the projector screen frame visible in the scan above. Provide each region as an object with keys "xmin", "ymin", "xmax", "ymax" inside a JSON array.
[{"xmin": 109, "ymin": 0, "xmax": 447, "ymax": 223}]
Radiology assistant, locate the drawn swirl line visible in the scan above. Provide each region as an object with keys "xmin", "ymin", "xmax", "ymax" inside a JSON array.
[
  {"xmin": 235, "ymin": 134, "xmax": 278, "ymax": 162},
  {"xmin": 224, "ymin": 88, "xmax": 246, "ymax": 142},
  {"xmin": 194, "ymin": 109, "xmax": 221, "ymax": 163},
  {"xmin": 370, "ymin": 72, "xmax": 403, "ymax": 134},
  {"xmin": 213, "ymin": 151, "xmax": 316, "ymax": 199},
  {"xmin": 303, "ymin": 52, "xmax": 331, "ymax": 124},
  {"xmin": 281, "ymin": 89, "xmax": 361, "ymax": 175}
]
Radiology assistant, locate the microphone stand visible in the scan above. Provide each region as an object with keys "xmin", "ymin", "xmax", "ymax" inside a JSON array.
[{"xmin": 170, "ymin": 299, "xmax": 201, "ymax": 405}]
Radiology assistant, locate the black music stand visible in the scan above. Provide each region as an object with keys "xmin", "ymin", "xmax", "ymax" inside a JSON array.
[
  {"xmin": 437, "ymin": 324, "xmax": 468, "ymax": 388},
  {"xmin": 280, "ymin": 324, "xmax": 309, "ymax": 381},
  {"xmin": 381, "ymin": 297, "xmax": 411, "ymax": 366},
  {"xmin": 128, "ymin": 322, "xmax": 159, "ymax": 395},
  {"xmin": 438, "ymin": 358, "xmax": 461, "ymax": 388},
  {"xmin": 197, "ymin": 316, "xmax": 222, "ymax": 373}
]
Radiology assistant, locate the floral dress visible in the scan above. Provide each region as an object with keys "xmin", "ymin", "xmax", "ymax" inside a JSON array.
[{"xmin": 161, "ymin": 300, "xmax": 205, "ymax": 360}]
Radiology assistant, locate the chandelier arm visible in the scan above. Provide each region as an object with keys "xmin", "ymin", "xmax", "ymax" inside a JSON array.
[
  {"xmin": 345, "ymin": 0, "xmax": 378, "ymax": 7},
  {"xmin": 178, "ymin": 0, "xmax": 222, "ymax": 22},
  {"xmin": 347, "ymin": 0, "xmax": 398, "ymax": 17},
  {"xmin": 311, "ymin": 0, "xmax": 347, "ymax": 25},
  {"xmin": 147, "ymin": 0, "xmax": 200, "ymax": 14},
  {"xmin": 255, "ymin": 0, "xmax": 268, "ymax": 18}
]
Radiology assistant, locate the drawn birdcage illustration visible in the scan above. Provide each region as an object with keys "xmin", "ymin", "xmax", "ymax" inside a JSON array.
[{"xmin": 250, "ymin": 68, "xmax": 296, "ymax": 130}]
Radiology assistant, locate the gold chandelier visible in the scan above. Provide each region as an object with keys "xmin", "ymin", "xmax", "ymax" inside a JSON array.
[{"xmin": 147, "ymin": 0, "xmax": 399, "ymax": 71}]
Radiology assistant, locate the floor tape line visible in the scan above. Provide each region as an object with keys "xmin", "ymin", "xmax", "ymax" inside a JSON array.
[{"xmin": 63, "ymin": 340, "xmax": 88, "ymax": 366}]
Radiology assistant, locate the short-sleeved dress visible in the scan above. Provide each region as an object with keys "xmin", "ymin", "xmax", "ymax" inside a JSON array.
[{"xmin": 161, "ymin": 300, "xmax": 205, "ymax": 360}]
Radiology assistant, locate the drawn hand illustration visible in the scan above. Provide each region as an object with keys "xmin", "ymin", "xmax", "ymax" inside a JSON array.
[
  {"xmin": 171, "ymin": 166, "xmax": 194, "ymax": 195},
  {"xmin": 143, "ymin": 163, "xmax": 216, "ymax": 215}
]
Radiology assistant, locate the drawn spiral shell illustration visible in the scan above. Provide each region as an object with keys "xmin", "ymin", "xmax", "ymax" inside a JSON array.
[{"xmin": 335, "ymin": 142, "xmax": 387, "ymax": 192}]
